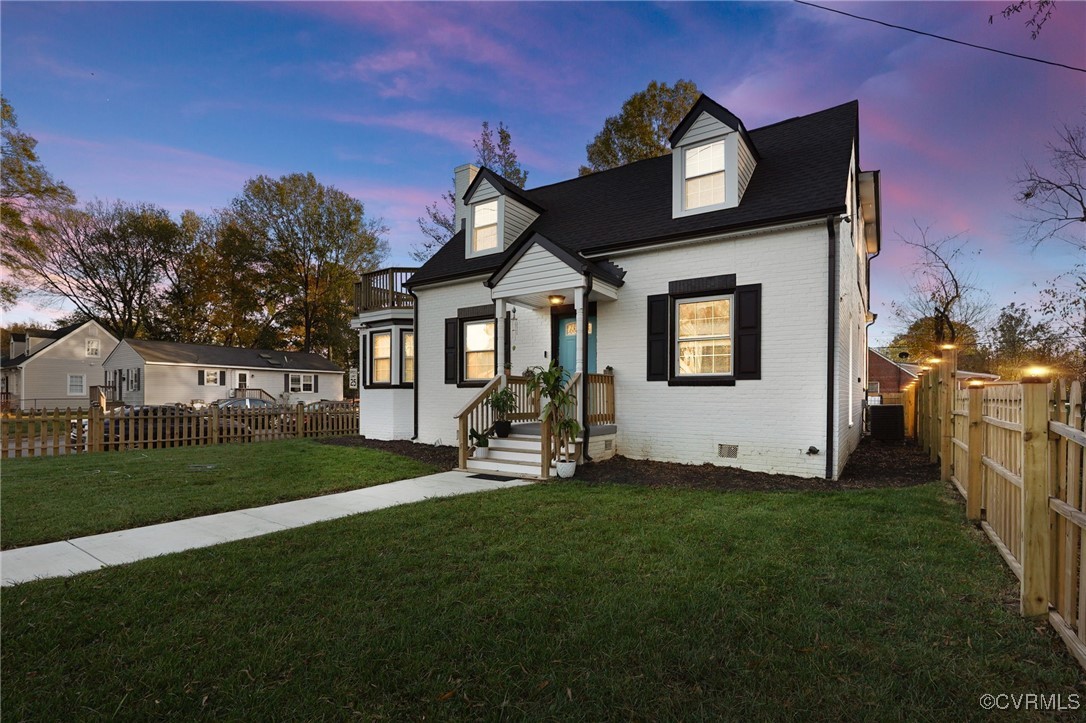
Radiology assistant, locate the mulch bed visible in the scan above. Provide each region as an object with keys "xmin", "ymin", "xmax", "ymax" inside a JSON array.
[{"xmin": 318, "ymin": 435, "xmax": 937, "ymax": 492}]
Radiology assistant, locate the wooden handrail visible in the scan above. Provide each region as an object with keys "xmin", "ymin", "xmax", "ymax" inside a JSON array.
[
  {"xmin": 585, "ymin": 372, "xmax": 615, "ymax": 425},
  {"xmin": 454, "ymin": 375, "xmax": 502, "ymax": 468}
]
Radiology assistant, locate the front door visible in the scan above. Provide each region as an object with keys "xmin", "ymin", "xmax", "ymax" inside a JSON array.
[{"xmin": 557, "ymin": 315, "xmax": 597, "ymax": 374}]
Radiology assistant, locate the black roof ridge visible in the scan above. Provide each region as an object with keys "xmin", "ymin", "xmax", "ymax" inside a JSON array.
[{"xmin": 751, "ymin": 99, "xmax": 859, "ymax": 133}]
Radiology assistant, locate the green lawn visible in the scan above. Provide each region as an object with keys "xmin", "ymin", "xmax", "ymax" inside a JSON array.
[
  {"xmin": 0, "ymin": 440, "xmax": 437, "ymax": 549},
  {"xmin": 2, "ymin": 482, "xmax": 1080, "ymax": 720}
]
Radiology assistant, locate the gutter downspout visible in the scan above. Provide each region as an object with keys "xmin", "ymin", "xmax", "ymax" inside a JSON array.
[
  {"xmin": 825, "ymin": 215, "xmax": 838, "ymax": 480},
  {"xmin": 409, "ymin": 288, "xmax": 420, "ymax": 441},
  {"xmin": 580, "ymin": 271, "xmax": 593, "ymax": 463}
]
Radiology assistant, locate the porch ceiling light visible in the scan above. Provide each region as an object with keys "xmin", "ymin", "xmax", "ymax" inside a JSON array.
[{"xmin": 548, "ymin": 295, "xmax": 565, "ymax": 306}]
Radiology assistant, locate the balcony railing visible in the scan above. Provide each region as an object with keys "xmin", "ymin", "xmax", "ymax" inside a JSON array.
[{"xmin": 354, "ymin": 267, "xmax": 417, "ymax": 314}]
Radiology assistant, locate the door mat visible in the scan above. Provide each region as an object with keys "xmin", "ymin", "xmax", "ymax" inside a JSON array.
[{"xmin": 468, "ymin": 473, "xmax": 518, "ymax": 481}]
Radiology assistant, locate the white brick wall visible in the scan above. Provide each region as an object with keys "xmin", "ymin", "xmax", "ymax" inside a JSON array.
[
  {"xmin": 359, "ymin": 387, "xmax": 413, "ymax": 440},
  {"xmin": 597, "ymin": 223, "xmax": 831, "ymax": 478}
]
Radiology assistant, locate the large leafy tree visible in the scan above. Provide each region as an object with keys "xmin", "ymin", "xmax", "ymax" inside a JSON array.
[
  {"xmin": 1, "ymin": 96, "xmax": 76, "ymax": 309},
  {"xmin": 578, "ymin": 79, "xmax": 701, "ymax": 176},
  {"xmin": 412, "ymin": 121, "xmax": 529, "ymax": 262},
  {"xmin": 9, "ymin": 200, "xmax": 182, "ymax": 338},
  {"xmin": 980, "ymin": 302, "xmax": 1063, "ymax": 379},
  {"xmin": 230, "ymin": 172, "xmax": 388, "ymax": 360}
]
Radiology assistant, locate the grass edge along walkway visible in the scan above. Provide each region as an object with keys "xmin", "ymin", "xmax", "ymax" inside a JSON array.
[
  {"xmin": 2, "ymin": 480, "xmax": 1081, "ymax": 720},
  {"xmin": 1, "ymin": 439, "xmax": 438, "ymax": 549}
]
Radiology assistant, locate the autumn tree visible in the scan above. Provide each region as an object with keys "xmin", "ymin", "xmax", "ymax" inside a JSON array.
[
  {"xmin": 578, "ymin": 79, "xmax": 701, "ymax": 176},
  {"xmin": 230, "ymin": 173, "xmax": 387, "ymax": 360},
  {"xmin": 889, "ymin": 224, "xmax": 990, "ymax": 361},
  {"xmin": 9, "ymin": 200, "xmax": 182, "ymax": 339},
  {"xmin": 413, "ymin": 121, "xmax": 529, "ymax": 262},
  {"xmin": 980, "ymin": 302, "xmax": 1063, "ymax": 379},
  {"xmin": 1, "ymin": 96, "xmax": 76, "ymax": 309},
  {"xmin": 1013, "ymin": 115, "xmax": 1086, "ymax": 251}
]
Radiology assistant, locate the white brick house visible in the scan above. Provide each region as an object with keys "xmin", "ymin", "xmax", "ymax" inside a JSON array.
[{"xmin": 358, "ymin": 95, "xmax": 881, "ymax": 480}]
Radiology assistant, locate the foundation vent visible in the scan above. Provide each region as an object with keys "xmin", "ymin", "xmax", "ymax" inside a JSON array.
[
  {"xmin": 603, "ymin": 440, "xmax": 613, "ymax": 451},
  {"xmin": 717, "ymin": 444, "xmax": 739, "ymax": 459}
]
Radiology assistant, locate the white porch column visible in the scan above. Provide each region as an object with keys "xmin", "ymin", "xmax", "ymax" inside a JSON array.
[
  {"xmin": 495, "ymin": 298, "xmax": 506, "ymax": 376},
  {"xmin": 574, "ymin": 288, "xmax": 585, "ymax": 374}
]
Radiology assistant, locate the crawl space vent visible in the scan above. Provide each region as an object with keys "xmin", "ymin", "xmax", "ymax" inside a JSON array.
[
  {"xmin": 604, "ymin": 440, "xmax": 613, "ymax": 451},
  {"xmin": 717, "ymin": 444, "xmax": 739, "ymax": 459}
]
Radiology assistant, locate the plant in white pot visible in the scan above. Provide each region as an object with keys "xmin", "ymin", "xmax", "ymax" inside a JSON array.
[
  {"xmin": 524, "ymin": 361, "xmax": 581, "ymax": 478},
  {"xmin": 468, "ymin": 427, "xmax": 490, "ymax": 459}
]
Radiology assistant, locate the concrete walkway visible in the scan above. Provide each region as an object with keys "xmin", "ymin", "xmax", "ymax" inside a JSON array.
[{"xmin": 0, "ymin": 471, "xmax": 531, "ymax": 587}]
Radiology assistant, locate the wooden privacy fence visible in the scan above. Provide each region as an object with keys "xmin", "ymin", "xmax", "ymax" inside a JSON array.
[
  {"xmin": 1, "ymin": 402, "xmax": 359, "ymax": 459},
  {"xmin": 918, "ymin": 352, "xmax": 1086, "ymax": 669}
]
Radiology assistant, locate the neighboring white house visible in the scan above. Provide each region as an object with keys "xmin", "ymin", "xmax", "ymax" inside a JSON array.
[
  {"xmin": 357, "ymin": 94, "xmax": 882, "ymax": 480},
  {"xmin": 1, "ymin": 321, "xmax": 119, "ymax": 410},
  {"xmin": 102, "ymin": 339, "xmax": 344, "ymax": 407}
]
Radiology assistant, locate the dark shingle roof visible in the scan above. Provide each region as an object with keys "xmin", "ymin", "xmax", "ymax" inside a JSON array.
[
  {"xmin": 408, "ymin": 100, "xmax": 858, "ymax": 288},
  {"xmin": 124, "ymin": 339, "xmax": 342, "ymax": 373}
]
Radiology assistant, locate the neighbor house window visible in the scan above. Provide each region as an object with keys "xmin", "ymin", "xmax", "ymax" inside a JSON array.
[
  {"xmin": 684, "ymin": 140, "xmax": 725, "ymax": 210},
  {"xmin": 67, "ymin": 374, "xmax": 86, "ymax": 396},
  {"xmin": 675, "ymin": 295, "xmax": 732, "ymax": 375},
  {"xmin": 371, "ymin": 332, "xmax": 391, "ymax": 384},
  {"xmin": 85, "ymin": 339, "xmax": 100, "ymax": 358},
  {"xmin": 204, "ymin": 370, "xmax": 220, "ymax": 386},
  {"xmin": 463, "ymin": 319, "xmax": 495, "ymax": 381},
  {"xmin": 402, "ymin": 331, "xmax": 415, "ymax": 384},
  {"xmin": 289, "ymin": 373, "xmax": 315, "ymax": 393},
  {"xmin": 472, "ymin": 200, "xmax": 498, "ymax": 253},
  {"xmin": 868, "ymin": 381, "xmax": 881, "ymax": 394}
]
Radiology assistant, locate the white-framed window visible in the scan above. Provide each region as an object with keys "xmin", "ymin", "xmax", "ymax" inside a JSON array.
[
  {"xmin": 85, "ymin": 339, "xmax": 101, "ymax": 358},
  {"xmin": 289, "ymin": 373, "xmax": 315, "ymax": 393},
  {"xmin": 472, "ymin": 200, "xmax": 498, "ymax": 253},
  {"xmin": 684, "ymin": 140, "xmax": 725, "ymax": 210},
  {"xmin": 868, "ymin": 381, "xmax": 881, "ymax": 394},
  {"xmin": 462, "ymin": 319, "xmax": 495, "ymax": 381},
  {"xmin": 371, "ymin": 332, "xmax": 391, "ymax": 384},
  {"xmin": 204, "ymin": 370, "xmax": 220, "ymax": 386},
  {"xmin": 67, "ymin": 373, "xmax": 86, "ymax": 396},
  {"xmin": 675, "ymin": 295, "xmax": 733, "ymax": 376},
  {"xmin": 402, "ymin": 331, "xmax": 415, "ymax": 384}
]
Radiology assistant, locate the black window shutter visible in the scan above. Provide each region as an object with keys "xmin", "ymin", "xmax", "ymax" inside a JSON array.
[
  {"xmin": 284, "ymin": 373, "xmax": 290, "ymax": 392},
  {"xmin": 220, "ymin": 370, "xmax": 227, "ymax": 386},
  {"xmin": 734, "ymin": 284, "xmax": 762, "ymax": 380},
  {"xmin": 444, "ymin": 318, "xmax": 458, "ymax": 384},
  {"xmin": 646, "ymin": 294, "xmax": 669, "ymax": 381},
  {"xmin": 503, "ymin": 315, "xmax": 511, "ymax": 372},
  {"xmin": 314, "ymin": 375, "xmax": 319, "ymax": 394},
  {"xmin": 198, "ymin": 370, "xmax": 204, "ymax": 386}
]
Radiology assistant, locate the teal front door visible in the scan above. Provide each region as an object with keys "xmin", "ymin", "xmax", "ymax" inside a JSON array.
[{"xmin": 557, "ymin": 315, "xmax": 596, "ymax": 373}]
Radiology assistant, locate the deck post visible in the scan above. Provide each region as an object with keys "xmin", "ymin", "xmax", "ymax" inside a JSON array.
[
  {"xmin": 495, "ymin": 298, "xmax": 506, "ymax": 375},
  {"xmin": 1020, "ymin": 372, "xmax": 1051, "ymax": 617},
  {"xmin": 940, "ymin": 346, "xmax": 957, "ymax": 483}
]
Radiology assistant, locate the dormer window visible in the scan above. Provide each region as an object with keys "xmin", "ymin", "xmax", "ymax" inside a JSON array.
[
  {"xmin": 472, "ymin": 200, "xmax": 498, "ymax": 253},
  {"xmin": 684, "ymin": 141, "xmax": 725, "ymax": 210}
]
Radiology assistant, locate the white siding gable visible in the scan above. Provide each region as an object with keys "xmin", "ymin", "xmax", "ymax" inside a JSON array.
[
  {"xmin": 679, "ymin": 111, "xmax": 734, "ymax": 145},
  {"xmin": 469, "ymin": 178, "xmax": 500, "ymax": 203},
  {"xmin": 491, "ymin": 244, "xmax": 583, "ymax": 300}
]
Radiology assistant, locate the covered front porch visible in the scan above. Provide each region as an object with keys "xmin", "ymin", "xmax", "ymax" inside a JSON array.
[{"xmin": 454, "ymin": 234, "xmax": 625, "ymax": 478}]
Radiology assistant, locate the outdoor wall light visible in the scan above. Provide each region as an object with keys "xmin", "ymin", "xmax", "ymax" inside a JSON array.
[{"xmin": 548, "ymin": 295, "xmax": 565, "ymax": 306}]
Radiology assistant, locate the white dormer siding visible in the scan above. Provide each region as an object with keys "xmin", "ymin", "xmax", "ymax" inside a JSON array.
[
  {"xmin": 464, "ymin": 176, "xmax": 540, "ymax": 258},
  {"xmin": 671, "ymin": 111, "xmax": 757, "ymax": 218}
]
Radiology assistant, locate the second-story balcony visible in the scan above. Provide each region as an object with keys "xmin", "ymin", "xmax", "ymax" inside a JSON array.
[{"xmin": 354, "ymin": 267, "xmax": 418, "ymax": 315}]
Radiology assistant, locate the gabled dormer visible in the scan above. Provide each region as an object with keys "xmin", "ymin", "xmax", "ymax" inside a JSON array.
[
  {"xmin": 460, "ymin": 167, "xmax": 544, "ymax": 259},
  {"xmin": 669, "ymin": 94, "xmax": 760, "ymax": 218}
]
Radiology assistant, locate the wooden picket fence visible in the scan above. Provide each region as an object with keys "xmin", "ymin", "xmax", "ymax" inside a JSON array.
[
  {"xmin": 1, "ymin": 402, "xmax": 359, "ymax": 459},
  {"xmin": 917, "ymin": 351, "xmax": 1086, "ymax": 669}
]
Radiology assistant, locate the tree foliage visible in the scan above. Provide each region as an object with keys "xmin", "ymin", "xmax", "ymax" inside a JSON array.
[
  {"xmin": 979, "ymin": 302, "xmax": 1063, "ymax": 380},
  {"xmin": 9, "ymin": 200, "xmax": 182, "ymax": 339},
  {"xmin": 889, "ymin": 224, "xmax": 990, "ymax": 361},
  {"xmin": 1014, "ymin": 116, "xmax": 1086, "ymax": 251},
  {"xmin": 412, "ymin": 121, "xmax": 529, "ymax": 262},
  {"xmin": 230, "ymin": 172, "xmax": 388, "ymax": 359},
  {"xmin": 1037, "ymin": 264, "xmax": 1086, "ymax": 384},
  {"xmin": 578, "ymin": 79, "xmax": 701, "ymax": 176},
  {"xmin": 1, "ymin": 96, "xmax": 76, "ymax": 309}
]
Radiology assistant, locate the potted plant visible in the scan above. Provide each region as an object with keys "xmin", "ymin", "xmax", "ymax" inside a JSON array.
[
  {"xmin": 486, "ymin": 386, "xmax": 517, "ymax": 438},
  {"xmin": 524, "ymin": 361, "xmax": 582, "ymax": 477},
  {"xmin": 468, "ymin": 427, "xmax": 490, "ymax": 459}
]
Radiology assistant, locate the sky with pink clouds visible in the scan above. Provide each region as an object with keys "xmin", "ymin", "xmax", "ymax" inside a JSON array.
[{"xmin": 2, "ymin": 1, "xmax": 1084, "ymax": 345}]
